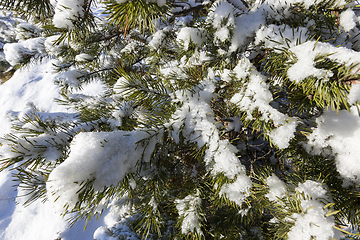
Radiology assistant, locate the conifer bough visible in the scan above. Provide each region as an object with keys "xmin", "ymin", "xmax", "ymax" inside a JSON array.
[{"xmin": 0, "ymin": 0, "xmax": 360, "ymax": 239}]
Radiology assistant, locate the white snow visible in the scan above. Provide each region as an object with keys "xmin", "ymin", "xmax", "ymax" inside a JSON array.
[
  {"xmin": 214, "ymin": 26, "xmax": 230, "ymax": 42},
  {"xmin": 287, "ymin": 43, "xmax": 333, "ymax": 83},
  {"xmin": 175, "ymin": 191, "xmax": 203, "ymax": 235},
  {"xmin": 75, "ymin": 53, "xmax": 94, "ymax": 62},
  {"xmin": 92, "ymin": 196, "xmax": 138, "ymax": 240},
  {"xmin": 265, "ymin": 174, "xmax": 287, "ymax": 201},
  {"xmin": 0, "ymin": 170, "xmax": 16, "ymax": 236},
  {"xmin": 47, "ymin": 130, "xmax": 152, "ymax": 212},
  {"xmin": 287, "ymin": 181, "xmax": 341, "ymax": 240},
  {"xmin": 255, "ymin": 24, "xmax": 310, "ymax": 50},
  {"xmin": 305, "ymin": 107, "xmax": 360, "ymax": 184},
  {"xmin": 55, "ymin": 69, "xmax": 83, "ymax": 88},
  {"xmin": 177, "ymin": 27, "xmax": 206, "ymax": 50},
  {"xmin": 228, "ymin": 8, "xmax": 265, "ymax": 52},
  {"xmin": 0, "ymin": 60, "xmax": 67, "ymax": 136},
  {"xmin": 1, "ymin": 185, "xmax": 106, "ymax": 240},
  {"xmin": 269, "ymin": 119, "xmax": 298, "ymax": 149},
  {"xmin": 0, "ymin": 0, "xmax": 359, "ymax": 239},
  {"xmin": 230, "ymin": 58, "xmax": 297, "ymax": 148},
  {"xmin": 93, "ymin": 227, "xmax": 118, "ymax": 240},
  {"xmin": 149, "ymin": 28, "xmax": 167, "ymax": 50},
  {"xmin": 348, "ymin": 83, "xmax": 360, "ymax": 104},
  {"xmin": 120, "ymin": 41, "xmax": 140, "ymax": 54},
  {"xmin": 340, "ymin": 8, "xmax": 357, "ymax": 32},
  {"xmin": 287, "ymin": 41, "xmax": 360, "ymax": 83},
  {"xmin": 0, "ymin": 58, "xmax": 108, "ymax": 239},
  {"xmin": 44, "ymin": 35, "xmax": 66, "ymax": 55},
  {"xmin": 219, "ymin": 174, "xmax": 252, "ymax": 205},
  {"xmin": 4, "ymin": 37, "xmax": 46, "ymax": 66},
  {"xmin": 15, "ymin": 22, "xmax": 40, "ymax": 41},
  {"xmin": 230, "ymin": 63, "xmax": 289, "ymax": 126},
  {"xmin": 257, "ymin": 0, "xmax": 346, "ymax": 11},
  {"xmin": 53, "ymin": 0, "xmax": 86, "ymax": 29},
  {"xmin": 209, "ymin": 1, "xmax": 236, "ymax": 29},
  {"xmin": 168, "ymin": 78, "xmax": 252, "ymax": 206}
]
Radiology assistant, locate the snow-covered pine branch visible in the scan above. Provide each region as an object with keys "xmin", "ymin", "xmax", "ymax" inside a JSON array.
[{"xmin": 0, "ymin": 0, "xmax": 360, "ymax": 239}]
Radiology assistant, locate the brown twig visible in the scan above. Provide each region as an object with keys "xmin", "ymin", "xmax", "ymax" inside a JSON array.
[{"xmin": 124, "ymin": 14, "xmax": 129, "ymax": 38}]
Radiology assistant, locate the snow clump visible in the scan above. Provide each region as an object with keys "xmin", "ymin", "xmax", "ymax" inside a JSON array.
[
  {"xmin": 47, "ymin": 130, "xmax": 156, "ymax": 212},
  {"xmin": 175, "ymin": 191, "xmax": 202, "ymax": 235},
  {"xmin": 339, "ymin": 8, "xmax": 357, "ymax": 32},
  {"xmin": 4, "ymin": 37, "xmax": 45, "ymax": 66},
  {"xmin": 287, "ymin": 181, "xmax": 342, "ymax": 240},
  {"xmin": 269, "ymin": 119, "xmax": 298, "ymax": 149},
  {"xmin": 177, "ymin": 27, "xmax": 206, "ymax": 50},
  {"xmin": 53, "ymin": 0, "xmax": 86, "ymax": 29},
  {"xmin": 287, "ymin": 41, "xmax": 360, "ymax": 83},
  {"xmin": 305, "ymin": 107, "xmax": 360, "ymax": 184},
  {"xmin": 255, "ymin": 24, "xmax": 309, "ymax": 50},
  {"xmin": 265, "ymin": 174, "xmax": 287, "ymax": 201}
]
